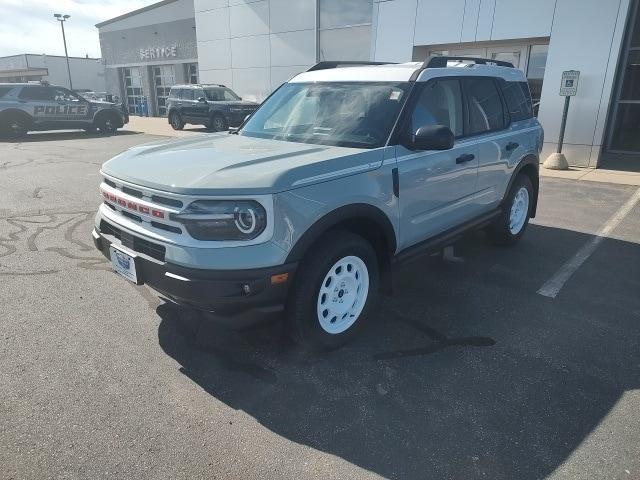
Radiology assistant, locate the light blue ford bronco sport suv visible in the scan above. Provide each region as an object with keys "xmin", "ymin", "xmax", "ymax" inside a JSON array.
[{"xmin": 93, "ymin": 57, "xmax": 543, "ymax": 350}]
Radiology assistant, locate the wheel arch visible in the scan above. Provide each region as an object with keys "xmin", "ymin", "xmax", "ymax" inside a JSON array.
[
  {"xmin": 92, "ymin": 108, "xmax": 121, "ymax": 127},
  {"xmin": 285, "ymin": 203, "xmax": 397, "ymax": 293},
  {"xmin": 505, "ymin": 155, "xmax": 540, "ymax": 218}
]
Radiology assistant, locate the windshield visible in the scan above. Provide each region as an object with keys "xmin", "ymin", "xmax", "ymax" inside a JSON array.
[
  {"xmin": 240, "ymin": 82, "xmax": 411, "ymax": 149},
  {"xmin": 204, "ymin": 87, "xmax": 241, "ymax": 101}
]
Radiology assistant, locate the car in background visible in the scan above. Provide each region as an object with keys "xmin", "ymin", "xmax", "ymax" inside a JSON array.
[
  {"xmin": 166, "ymin": 84, "xmax": 259, "ymax": 132},
  {"xmin": 0, "ymin": 82, "xmax": 128, "ymax": 138}
]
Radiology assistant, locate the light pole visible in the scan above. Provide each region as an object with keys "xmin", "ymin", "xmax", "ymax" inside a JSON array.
[{"xmin": 54, "ymin": 13, "xmax": 73, "ymax": 90}]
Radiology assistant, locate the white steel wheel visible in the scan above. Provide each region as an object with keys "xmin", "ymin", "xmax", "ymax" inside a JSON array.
[
  {"xmin": 316, "ymin": 255, "xmax": 370, "ymax": 335},
  {"xmin": 509, "ymin": 186, "xmax": 530, "ymax": 235}
]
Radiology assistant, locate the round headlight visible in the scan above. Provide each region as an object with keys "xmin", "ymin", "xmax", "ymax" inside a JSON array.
[{"xmin": 172, "ymin": 200, "xmax": 267, "ymax": 241}]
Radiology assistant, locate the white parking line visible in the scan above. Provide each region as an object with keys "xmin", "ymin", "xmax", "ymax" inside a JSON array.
[{"xmin": 537, "ymin": 186, "xmax": 640, "ymax": 299}]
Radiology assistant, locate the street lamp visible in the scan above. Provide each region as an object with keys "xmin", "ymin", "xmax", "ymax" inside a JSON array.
[{"xmin": 53, "ymin": 13, "xmax": 73, "ymax": 90}]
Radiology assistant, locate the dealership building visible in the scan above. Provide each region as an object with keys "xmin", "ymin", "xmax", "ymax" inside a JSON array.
[
  {"xmin": 0, "ymin": 54, "xmax": 105, "ymax": 91},
  {"xmin": 96, "ymin": 0, "xmax": 199, "ymax": 117},
  {"xmin": 99, "ymin": 0, "xmax": 639, "ymax": 169}
]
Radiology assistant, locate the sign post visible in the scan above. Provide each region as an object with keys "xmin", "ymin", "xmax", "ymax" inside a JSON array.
[{"xmin": 544, "ymin": 70, "xmax": 580, "ymax": 170}]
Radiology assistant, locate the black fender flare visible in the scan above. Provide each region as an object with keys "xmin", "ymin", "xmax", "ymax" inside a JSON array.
[
  {"xmin": 0, "ymin": 108, "xmax": 34, "ymax": 127},
  {"xmin": 503, "ymin": 154, "xmax": 540, "ymax": 217},
  {"xmin": 284, "ymin": 203, "xmax": 397, "ymax": 264},
  {"xmin": 93, "ymin": 109, "xmax": 122, "ymax": 127}
]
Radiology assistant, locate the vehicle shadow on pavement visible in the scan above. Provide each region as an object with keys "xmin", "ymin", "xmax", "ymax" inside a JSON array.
[
  {"xmin": 156, "ymin": 224, "xmax": 640, "ymax": 479},
  {"xmin": 0, "ymin": 130, "xmax": 142, "ymax": 143}
]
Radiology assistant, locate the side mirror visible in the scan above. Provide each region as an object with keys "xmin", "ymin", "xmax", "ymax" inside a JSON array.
[
  {"xmin": 197, "ymin": 97, "xmax": 207, "ymax": 103},
  {"xmin": 407, "ymin": 124, "xmax": 454, "ymax": 151}
]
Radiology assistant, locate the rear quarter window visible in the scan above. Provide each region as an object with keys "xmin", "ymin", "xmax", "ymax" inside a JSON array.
[
  {"xmin": 500, "ymin": 80, "xmax": 534, "ymax": 122},
  {"xmin": 0, "ymin": 86, "xmax": 14, "ymax": 98}
]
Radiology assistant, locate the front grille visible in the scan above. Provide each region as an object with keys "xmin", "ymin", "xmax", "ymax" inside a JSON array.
[
  {"xmin": 122, "ymin": 186, "xmax": 143, "ymax": 198},
  {"xmin": 121, "ymin": 210, "xmax": 142, "ymax": 222},
  {"xmin": 152, "ymin": 195, "xmax": 183, "ymax": 208},
  {"xmin": 100, "ymin": 220, "xmax": 166, "ymax": 262},
  {"xmin": 151, "ymin": 221, "xmax": 182, "ymax": 234}
]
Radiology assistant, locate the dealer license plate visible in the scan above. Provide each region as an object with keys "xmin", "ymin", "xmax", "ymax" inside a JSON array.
[{"xmin": 110, "ymin": 246, "xmax": 139, "ymax": 284}]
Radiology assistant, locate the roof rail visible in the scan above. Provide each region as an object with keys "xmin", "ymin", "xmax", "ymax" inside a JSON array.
[
  {"xmin": 307, "ymin": 61, "xmax": 396, "ymax": 72},
  {"xmin": 409, "ymin": 55, "xmax": 515, "ymax": 81},
  {"xmin": 425, "ymin": 56, "xmax": 515, "ymax": 69}
]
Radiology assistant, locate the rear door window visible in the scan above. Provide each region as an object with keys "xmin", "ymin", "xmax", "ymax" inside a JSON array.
[
  {"xmin": 499, "ymin": 80, "xmax": 533, "ymax": 122},
  {"xmin": 18, "ymin": 86, "xmax": 55, "ymax": 101},
  {"xmin": 463, "ymin": 77, "xmax": 506, "ymax": 134}
]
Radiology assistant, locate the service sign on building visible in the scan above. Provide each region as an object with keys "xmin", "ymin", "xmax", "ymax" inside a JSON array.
[{"xmin": 559, "ymin": 70, "xmax": 580, "ymax": 96}]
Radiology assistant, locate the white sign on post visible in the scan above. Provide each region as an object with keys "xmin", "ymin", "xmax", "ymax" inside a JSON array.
[{"xmin": 559, "ymin": 70, "xmax": 580, "ymax": 96}]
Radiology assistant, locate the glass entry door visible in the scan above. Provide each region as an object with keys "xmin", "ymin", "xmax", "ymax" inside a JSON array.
[
  {"xmin": 153, "ymin": 65, "xmax": 175, "ymax": 117},
  {"xmin": 123, "ymin": 67, "xmax": 146, "ymax": 116},
  {"xmin": 606, "ymin": 1, "xmax": 640, "ymax": 158}
]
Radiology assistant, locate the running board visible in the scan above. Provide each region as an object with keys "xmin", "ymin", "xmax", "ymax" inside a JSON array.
[{"xmin": 393, "ymin": 209, "xmax": 501, "ymax": 266}]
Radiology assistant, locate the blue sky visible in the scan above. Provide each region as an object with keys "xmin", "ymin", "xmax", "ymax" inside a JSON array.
[{"xmin": 0, "ymin": 0, "xmax": 154, "ymax": 58}]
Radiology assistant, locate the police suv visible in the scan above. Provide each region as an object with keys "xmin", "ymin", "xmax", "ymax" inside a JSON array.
[
  {"xmin": 0, "ymin": 82, "xmax": 128, "ymax": 138},
  {"xmin": 93, "ymin": 57, "xmax": 543, "ymax": 350}
]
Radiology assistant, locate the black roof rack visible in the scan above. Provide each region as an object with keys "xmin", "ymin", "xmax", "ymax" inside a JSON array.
[
  {"xmin": 409, "ymin": 55, "xmax": 514, "ymax": 81},
  {"xmin": 307, "ymin": 61, "xmax": 396, "ymax": 72},
  {"xmin": 425, "ymin": 56, "xmax": 514, "ymax": 68}
]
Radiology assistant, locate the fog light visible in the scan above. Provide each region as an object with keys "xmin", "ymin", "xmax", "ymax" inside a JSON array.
[{"xmin": 270, "ymin": 273, "xmax": 289, "ymax": 285}]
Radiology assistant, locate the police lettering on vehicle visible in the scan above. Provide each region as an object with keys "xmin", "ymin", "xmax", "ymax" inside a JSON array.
[{"xmin": 34, "ymin": 104, "xmax": 88, "ymax": 116}]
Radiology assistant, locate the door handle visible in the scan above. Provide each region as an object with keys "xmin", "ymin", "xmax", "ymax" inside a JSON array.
[
  {"xmin": 456, "ymin": 153, "xmax": 475, "ymax": 164},
  {"xmin": 506, "ymin": 142, "xmax": 519, "ymax": 151}
]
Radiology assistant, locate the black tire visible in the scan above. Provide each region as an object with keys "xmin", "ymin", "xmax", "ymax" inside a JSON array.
[
  {"xmin": 169, "ymin": 111, "xmax": 184, "ymax": 130},
  {"xmin": 285, "ymin": 231, "xmax": 379, "ymax": 350},
  {"xmin": 96, "ymin": 113, "xmax": 119, "ymax": 135},
  {"xmin": 489, "ymin": 174, "xmax": 534, "ymax": 245},
  {"xmin": 1, "ymin": 115, "xmax": 29, "ymax": 138},
  {"xmin": 208, "ymin": 114, "xmax": 228, "ymax": 132}
]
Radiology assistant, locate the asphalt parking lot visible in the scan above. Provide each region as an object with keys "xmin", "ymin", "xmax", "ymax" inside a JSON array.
[{"xmin": 1, "ymin": 131, "xmax": 640, "ymax": 480}]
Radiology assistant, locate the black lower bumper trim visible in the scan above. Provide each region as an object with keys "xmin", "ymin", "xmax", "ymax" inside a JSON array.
[{"xmin": 94, "ymin": 228, "xmax": 296, "ymax": 328}]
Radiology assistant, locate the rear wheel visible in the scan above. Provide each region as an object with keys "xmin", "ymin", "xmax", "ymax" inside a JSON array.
[
  {"xmin": 169, "ymin": 111, "xmax": 184, "ymax": 130},
  {"xmin": 489, "ymin": 174, "xmax": 533, "ymax": 245},
  {"xmin": 2, "ymin": 115, "xmax": 29, "ymax": 138},
  {"xmin": 286, "ymin": 231, "xmax": 379, "ymax": 350}
]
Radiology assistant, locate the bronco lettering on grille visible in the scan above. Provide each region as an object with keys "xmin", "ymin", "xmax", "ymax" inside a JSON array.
[{"xmin": 102, "ymin": 190, "xmax": 166, "ymax": 219}]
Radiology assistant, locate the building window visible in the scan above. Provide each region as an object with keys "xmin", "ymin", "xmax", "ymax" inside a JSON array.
[
  {"xmin": 153, "ymin": 65, "xmax": 175, "ymax": 117},
  {"xmin": 423, "ymin": 42, "xmax": 548, "ymax": 117},
  {"xmin": 318, "ymin": 0, "xmax": 372, "ymax": 61},
  {"xmin": 187, "ymin": 63, "xmax": 198, "ymax": 84},
  {"xmin": 607, "ymin": 2, "xmax": 640, "ymax": 154},
  {"xmin": 123, "ymin": 67, "xmax": 146, "ymax": 116},
  {"xmin": 526, "ymin": 45, "xmax": 548, "ymax": 116}
]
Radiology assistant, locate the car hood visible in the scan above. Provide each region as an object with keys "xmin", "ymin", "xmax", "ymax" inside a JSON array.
[{"xmin": 101, "ymin": 133, "xmax": 382, "ymax": 195}]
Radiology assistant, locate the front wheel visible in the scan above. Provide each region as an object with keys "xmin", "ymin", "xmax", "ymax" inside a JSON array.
[
  {"xmin": 96, "ymin": 114, "xmax": 119, "ymax": 135},
  {"xmin": 286, "ymin": 231, "xmax": 379, "ymax": 350},
  {"xmin": 169, "ymin": 111, "xmax": 184, "ymax": 130},
  {"xmin": 208, "ymin": 114, "xmax": 228, "ymax": 132},
  {"xmin": 489, "ymin": 174, "xmax": 534, "ymax": 245}
]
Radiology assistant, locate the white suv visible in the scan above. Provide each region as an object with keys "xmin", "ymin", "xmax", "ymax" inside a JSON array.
[{"xmin": 94, "ymin": 57, "xmax": 543, "ymax": 349}]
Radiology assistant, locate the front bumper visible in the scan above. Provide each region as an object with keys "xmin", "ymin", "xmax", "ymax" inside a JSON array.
[{"xmin": 93, "ymin": 228, "xmax": 297, "ymax": 328}]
